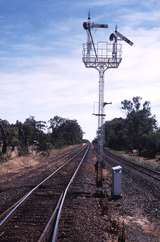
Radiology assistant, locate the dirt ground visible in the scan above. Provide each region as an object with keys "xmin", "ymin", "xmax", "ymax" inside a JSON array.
[
  {"xmin": 0, "ymin": 145, "xmax": 159, "ymax": 241},
  {"xmin": 112, "ymin": 149, "xmax": 160, "ymax": 171},
  {"xmin": 0, "ymin": 145, "xmax": 82, "ymax": 215},
  {"xmin": 0, "ymin": 145, "xmax": 80, "ymax": 185},
  {"xmin": 0, "ymin": 145, "xmax": 86, "ymax": 242},
  {"xmin": 58, "ymin": 146, "xmax": 160, "ymax": 242}
]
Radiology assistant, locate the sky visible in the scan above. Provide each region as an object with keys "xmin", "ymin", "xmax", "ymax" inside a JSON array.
[{"xmin": 0, "ymin": 0, "xmax": 160, "ymax": 140}]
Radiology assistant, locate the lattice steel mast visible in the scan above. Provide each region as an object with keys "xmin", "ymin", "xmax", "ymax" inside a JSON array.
[{"xmin": 82, "ymin": 13, "xmax": 133, "ymax": 188}]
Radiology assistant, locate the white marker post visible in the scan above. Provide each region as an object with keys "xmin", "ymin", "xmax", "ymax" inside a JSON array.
[{"xmin": 112, "ymin": 165, "xmax": 122, "ymax": 199}]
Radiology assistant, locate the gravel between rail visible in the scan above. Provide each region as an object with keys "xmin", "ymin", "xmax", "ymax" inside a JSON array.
[
  {"xmin": 104, "ymin": 149, "xmax": 160, "ymax": 241},
  {"xmin": 0, "ymin": 144, "xmax": 87, "ymax": 241},
  {"xmin": 57, "ymin": 146, "xmax": 160, "ymax": 242},
  {"xmin": 58, "ymin": 147, "xmax": 125, "ymax": 242},
  {"xmin": 0, "ymin": 145, "xmax": 82, "ymax": 218},
  {"xmin": 0, "ymin": 145, "xmax": 159, "ymax": 241}
]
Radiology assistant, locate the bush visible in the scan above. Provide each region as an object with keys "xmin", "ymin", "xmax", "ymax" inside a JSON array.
[{"xmin": 141, "ymin": 149, "xmax": 156, "ymax": 159}]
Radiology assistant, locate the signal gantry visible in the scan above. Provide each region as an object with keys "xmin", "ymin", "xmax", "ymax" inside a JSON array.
[{"xmin": 82, "ymin": 13, "xmax": 133, "ymax": 188}]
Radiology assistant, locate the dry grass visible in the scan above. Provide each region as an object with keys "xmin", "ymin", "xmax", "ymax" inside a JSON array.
[
  {"xmin": 0, "ymin": 155, "xmax": 38, "ymax": 175},
  {"xmin": 0, "ymin": 145, "xmax": 80, "ymax": 182},
  {"xmin": 111, "ymin": 149, "xmax": 160, "ymax": 171}
]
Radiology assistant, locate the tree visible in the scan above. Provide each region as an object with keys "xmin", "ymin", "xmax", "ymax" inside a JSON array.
[
  {"xmin": 105, "ymin": 97, "xmax": 158, "ymax": 158},
  {"xmin": 8, "ymin": 124, "xmax": 19, "ymax": 151},
  {"xmin": 0, "ymin": 119, "xmax": 10, "ymax": 154},
  {"xmin": 14, "ymin": 117, "xmax": 48, "ymax": 154},
  {"xmin": 0, "ymin": 115, "xmax": 83, "ymax": 158},
  {"xmin": 105, "ymin": 118, "xmax": 128, "ymax": 150},
  {"xmin": 49, "ymin": 116, "xmax": 83, "ymax": 147},
  {"xmin": 121, "ymin": 97, "xmax": 157, "ymax": 153},
  {"xmin": 121, "ymin": 96, "xmax": 142, "ymax": 113}
]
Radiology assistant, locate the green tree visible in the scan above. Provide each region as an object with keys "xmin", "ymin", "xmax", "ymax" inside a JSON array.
[
  {"xmin": 0, "ymin": 115, "xmax": 83, "ymax": 157},
  {"xmin": 105, "ymin": 118, "xmax": 128, "ymax": 150},
  {"xmin": 15, "ymin": 117, "xmax": 47, "ymax": 154},
  {"xmin": 49, "ymin": 116, "xmax": 83, "ymax": 147},
  {"xmin": 8, "ymin": 124, "xmax": 19, "ymax": 151},
  {"xmin": 0, "ymin": 119, "xmax": 10, "ymax": 154},
  {"xmin": 121, "ymin": 96, "xmax": 157, "ymax": 153},
  {"xmin": 105, "ymin": 97, "xmax": 158, "ymax": 158}
]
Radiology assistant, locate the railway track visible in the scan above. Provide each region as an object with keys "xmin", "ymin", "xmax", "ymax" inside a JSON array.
[
  {"xmin": 0, "ymin": 145, "xmax": 85, "ymax": 216},
  {"xmin": 104, "ymin": 148, "xmax": 160, "ymax": 182},
  {"xmin": 0, "ymin": 144, "xmax": 89, "ymax": 242}
]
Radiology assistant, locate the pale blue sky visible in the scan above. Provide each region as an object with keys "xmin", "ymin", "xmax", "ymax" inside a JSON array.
[{"xmin": 0, "ymin": 0, "xmax": 160, "ymax": 140}]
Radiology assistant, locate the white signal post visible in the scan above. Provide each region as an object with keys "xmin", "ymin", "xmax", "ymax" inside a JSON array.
[{"xmin": 82, "ymin": 14, "xmax": 133, "ymax": 188}]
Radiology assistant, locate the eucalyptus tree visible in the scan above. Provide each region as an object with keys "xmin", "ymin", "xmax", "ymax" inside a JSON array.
[{"xmin": 0, "ymin": 119, "xmax": 10, "ymax": 154}]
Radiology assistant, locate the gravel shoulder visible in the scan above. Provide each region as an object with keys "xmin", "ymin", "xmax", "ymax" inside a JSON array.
[
  {"xmin": 110, "ymin": 149, "xmax": 160, "ymax": 171},
  {"xmin": 0, "ymin": 145, "xmax": 159, "ymax": 241},
  {"xmin": 58, "ymin": 146, "xmax": 160, "ymax": 242},
  {"xmin": 58, "ymin": 147, "xmax": 125, "ymax": 242}
]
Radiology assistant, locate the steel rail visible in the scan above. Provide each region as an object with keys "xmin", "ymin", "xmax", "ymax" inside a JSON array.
[
  {"xmin": 51, "ymin": 144, "xmax": 90, "ymax": 242},
  {"xmin": 0, "ymin": 146, "xmax": 83, "ymax": 222},
  {"xmin": 38, "ymin": 193, "xmax": 63, "ymax": 242},
  {"xmin": 105, "ymin": 149, "xmax": 160, "ymax": 175},
  {"xmin": 0, "ymin": 144, "xmax": 87, "ymax": 227},
  {"xmin": 106, "ymin": 148, "xmax": 160, "ymax": 174},
  {"xmin": 104, "ymin": 149, "xmax": 160, "ymax": 182}
]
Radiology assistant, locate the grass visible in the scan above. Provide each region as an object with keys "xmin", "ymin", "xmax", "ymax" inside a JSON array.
[{"xmin": 109, "ymin": 149, "xmax": 160, "ymax": 172}]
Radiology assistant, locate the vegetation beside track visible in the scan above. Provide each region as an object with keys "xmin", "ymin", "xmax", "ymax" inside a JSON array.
[
  {"xmin": 107, "ymin": 148, "xmax": 160, "ymax": 172},
  {"xmin": 0, "ymin": 115, "xmax": 84, "ymax": 162},
  {"xmin": 104, "ymin": 96, "xmax": 160, "ymax": 159},
  {"xmin": 0, "ymin": 145, "xmax": 82, "ymax": 182}
]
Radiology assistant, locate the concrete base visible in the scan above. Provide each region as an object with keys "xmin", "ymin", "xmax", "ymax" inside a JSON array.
[{"xmin": 111, "ymin": 193, "xmax": 122, "ymax": 200}]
